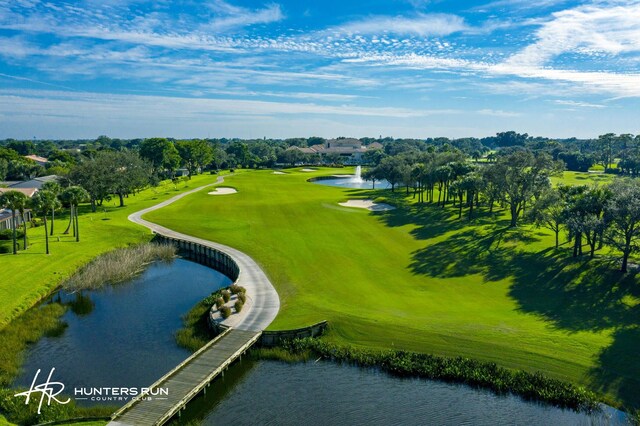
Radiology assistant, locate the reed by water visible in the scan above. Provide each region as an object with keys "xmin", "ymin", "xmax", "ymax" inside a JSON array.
[{"xmin": 64, "ymin": 243, "xmax": 177, "ymax": 291}]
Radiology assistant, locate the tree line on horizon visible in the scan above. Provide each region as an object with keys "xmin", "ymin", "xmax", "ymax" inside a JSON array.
[{"xmin": 1, "ymin": 132, "xmax": 640, "ymax": 182}]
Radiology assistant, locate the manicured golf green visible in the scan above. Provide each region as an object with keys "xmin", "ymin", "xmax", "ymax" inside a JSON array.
[
  {"xmin": 145, "ymin": 168, "xmax": 639, "ymax": 409},
  {"xmin": 0, "ymin": 175, "xmax": 219, "ymax": 328}
]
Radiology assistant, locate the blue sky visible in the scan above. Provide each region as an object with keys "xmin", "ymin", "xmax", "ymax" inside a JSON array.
[{"xmin": 0, "ymin": 0, "xmax": 638, "ymax": 139}]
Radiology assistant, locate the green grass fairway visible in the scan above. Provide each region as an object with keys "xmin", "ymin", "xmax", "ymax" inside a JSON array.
[
  {"xmin": 0, "ymin": 175, "xmax": 219, "ymax": 328},
  {"xmin": 145, "ymin": 168, "xmax": 639, "ymax": 409},
  {"xmin": 552, "ymin": 171, "xmax": 614, "ymax": 186}
]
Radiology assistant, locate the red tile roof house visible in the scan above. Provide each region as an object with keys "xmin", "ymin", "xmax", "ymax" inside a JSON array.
[{"xmin": 24, "ymin": 154, "xmax": 49, "ymax": 166}]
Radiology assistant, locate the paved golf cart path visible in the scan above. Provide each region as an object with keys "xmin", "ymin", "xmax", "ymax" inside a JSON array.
[{"xmin": 128, "ymin": 176, "xmax": 280, "ymax": 331}]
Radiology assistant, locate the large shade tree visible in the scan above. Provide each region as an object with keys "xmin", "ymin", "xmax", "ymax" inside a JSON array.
[
  {"xmin": 486, "ymin": 150, "xmax": 564, "ymax": 227},
  {"xmin": 139, "ymin": 137, "xmax": 181, "ymax": 177},
  {"xmin": 69, "ymin": 151, "xmax": 151, "ymax": 209},
  {"xmin": 604, "ymin": 179, "xmax": 640, "ymax": 272},
  {"xmin": 176, "ymin": 139, "xmax": 213, "ymax": 178}
]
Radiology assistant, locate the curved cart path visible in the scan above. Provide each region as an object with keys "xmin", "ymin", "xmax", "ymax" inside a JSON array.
[{"xmin": 129, "ymin": 177, "xmax": 280, "ymax": 331}]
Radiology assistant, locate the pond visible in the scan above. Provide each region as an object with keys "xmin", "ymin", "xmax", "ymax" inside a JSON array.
[
  {"xmin": 11, "ymin": 258, "xmax": 629, "ymax": 425},
  {"xmin": 312, "ymin": 176, "xmax": 391, "ymax": 189},
  {"xmin": 13, "ymin": 258, "xmax": 232, "ymax": 404},
  {"xmin": 173, "ymin": 359, "xmax": 627, "ymax": 426}
]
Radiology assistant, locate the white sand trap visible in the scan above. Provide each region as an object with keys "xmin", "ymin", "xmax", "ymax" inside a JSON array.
[
  {"xmin": 339, "ymin": 199, "xmax": 395, "ymax": 211},
  {"xmin": 208, "ymin": 187, "xmax": 238, "ymax": 195},
  {"xmin": 273, "ymin": 171, "xmax": 286, "ymax": 175},
  {"xmin": 301, "ymin": 168, "xmax": 317, "ymax": 172}
]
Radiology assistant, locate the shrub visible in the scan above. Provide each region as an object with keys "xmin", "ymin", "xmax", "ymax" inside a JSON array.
[
  {"xmin": 234, "ymin": 300, "xmax": 243, "ymax": 313},
  {"xmin": 203, "ymin": 289, "xmax": 223, "ymax": 305},
  {"xmin": 230, "ymin": 284, "xmax": 246, "ymax": 295},
  {"xmin": 221, "ymin": 290, "xmax": 231, "ymax": 302},
  {"xmin": 220, "ymin": 306, "xmax": 232, "ymax": 319},
  {"xmin": 237, "ymin": 292, "xmax": 247, "ymax": 304},
  {"xmin": 0, "ymin": 229, "xmax": 24, "ymax": 240},
  {"xmin": 215, "ymin": 297, "xmax": 225, "ymax": 309}
]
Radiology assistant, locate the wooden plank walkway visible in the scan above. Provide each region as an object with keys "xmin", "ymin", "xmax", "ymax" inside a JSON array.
[{"xmin": 108, "ymin": 328, "xmax": 261, "ymax": 426}]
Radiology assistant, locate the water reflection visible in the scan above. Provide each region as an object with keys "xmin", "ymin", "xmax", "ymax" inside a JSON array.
[
  {"xmin": 13, "ymin": 259, "xmax": 231, "ymax": 405},
  {"xmin": 173, "ymin": 360, "xmax": 628, "ymax": 426}
]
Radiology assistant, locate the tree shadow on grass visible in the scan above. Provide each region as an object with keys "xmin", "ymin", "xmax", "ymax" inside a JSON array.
[
  {"xmin": 346, "ymin": 188, "xmax": 510, "ymax": 241},
  {"xmin": 588, "ymin": 326, "xmax": 640, "ymax": 410},
  {"xmin": 409, "ymin": 225, "xmax": 640, "ymax": 408}
]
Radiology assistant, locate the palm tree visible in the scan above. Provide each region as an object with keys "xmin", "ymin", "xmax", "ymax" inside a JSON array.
[
  {"xmin": 18, "ymin": 200, "xmax": 29, "ymax": 250},
  {"xmin": 30, "ymin": 190, "xmax": 61, "ymax": 254},
  {"xmin": 59, "ymin": 186, "xmax": 89, "ymax": 242},
  {"xmin": 0, "ymin": 190, "xmax": 28, "ymax": 254},
  {"xmin": 42, "ymin": 181, "xmax": 61, "ymax": 235}
]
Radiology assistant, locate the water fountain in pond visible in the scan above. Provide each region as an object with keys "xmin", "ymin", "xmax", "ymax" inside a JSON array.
[{"xmin": 351, "ymin": 165, "xmax": 364, "ymax": 184}]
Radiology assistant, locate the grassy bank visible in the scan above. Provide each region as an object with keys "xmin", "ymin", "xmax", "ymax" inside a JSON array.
[
  {"xmin": 0, "ymin": 174, "xmax": 219, "ymax": 329},
  {"xmin": 144, "ymin": 168, "xmax": 639, "ymax": 409}
]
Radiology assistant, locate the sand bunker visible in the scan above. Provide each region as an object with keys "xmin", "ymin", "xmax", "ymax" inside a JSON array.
[
  {"xmin": 301, "ymin": 168, "xmax": 317, "ymax": 172},
  {"xmin": 273, "ymin": 171, "xmax": 286, "ymax": 175},
  {"xmin": 339, "ymin": 199, "xmax": 395, "ymax": 211},
  {"xmin": 208, "ymin": 187, "xmax": 238, "ymax": 195}
]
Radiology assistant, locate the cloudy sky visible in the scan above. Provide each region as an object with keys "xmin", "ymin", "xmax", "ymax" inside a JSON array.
[{"xmin": 0, "ymin": 0, "xmax": 638, "ymax": 139}]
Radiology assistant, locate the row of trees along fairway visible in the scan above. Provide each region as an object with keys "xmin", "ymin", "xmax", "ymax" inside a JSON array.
[
  {"xmin": 0, "ymin": 184, "xmax": 88, "ymax": 255},
  {"xmin": 0, "ymin": 139, "xmax": 219, "ymax": 256},
  {"xmin": 365, "ymin": 148, "xmax": 640, "ymax": 272}
]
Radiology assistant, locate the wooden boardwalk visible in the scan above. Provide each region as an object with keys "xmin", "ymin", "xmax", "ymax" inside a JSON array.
[{"xmin": 108, "ymin": 328, "xmax": 261, "ymax": 426}]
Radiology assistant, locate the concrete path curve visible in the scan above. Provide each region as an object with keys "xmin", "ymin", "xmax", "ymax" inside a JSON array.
[{"xmin": 128, "ymin": 177, "xmax": 280, "ymax": 331}]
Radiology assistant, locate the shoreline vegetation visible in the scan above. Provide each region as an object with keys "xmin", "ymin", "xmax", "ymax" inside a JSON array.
[
  {"xmin": 175, "ymin": 290, "xmax": 223, "ymax": 352},
  {"xmin": 63, "ymin": 243, "xmax": 176, "ymax": 291},
  {"xmin": 0, "ymin": 243, "xmax": 177, "ymax": 425},
  {"xmin": 0, "ymin": 304, "xmax": 115, "ymax": 425},
  {"xmin": 255, "ymin": 338, "xmax": 601, "ymax": 413},
  {"xmin": 175, "ymin": 285, "xmax": 247, "ymax": 352}
]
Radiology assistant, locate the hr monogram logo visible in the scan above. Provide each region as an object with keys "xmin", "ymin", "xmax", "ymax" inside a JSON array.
[{"xmin": 14, "ymin": 368, "xmax": 71, "ymax": 414}]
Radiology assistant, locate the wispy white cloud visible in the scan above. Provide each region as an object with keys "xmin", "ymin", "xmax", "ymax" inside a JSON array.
[
  {"xmin": 473, "ymin": 0, "xmax": 574, "ymax": 12},
  {"xmin": 504, "ymin": 3, "xmax": 640, "ymax": 68},
  {"xmin": 329, "ymin": 13, "xmax": 468, "ymax": 36},
  {"xmin": 205, "ymin": 0, "xmax": 284, "ymax": 31},
  {"xmin": 553, "ymin": 99, "xmax": 606, "ymax": 108},
  {"xmin": 0, "ymin": 89, "xmax": 460, "ymax": 120},
  {"xmin": 477, "ymin": 109, "xmax": 522, "ymax": 117}
]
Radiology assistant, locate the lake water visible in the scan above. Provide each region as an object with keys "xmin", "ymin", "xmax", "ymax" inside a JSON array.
[
  {"xmin": 11, "ymin": 259, "xmax": 629, "ymax": 425},
  {"xmin": 13, "ymin": 258, "xmax": 232, "ymax": 403},
  {"xmin": 173, "ymin": 359, "xmax": 627, "ymax": 426},
  {"xmin": 312, "ymin": 176, "xmax": 391, "ymax": 189}
]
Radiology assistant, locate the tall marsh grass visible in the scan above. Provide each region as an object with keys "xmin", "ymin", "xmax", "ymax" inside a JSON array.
[
  {"xmin": 0, "ymin": 304, "xmax": 67, "ymax": 386},
  {"xmin": 64, "ymin": 243, "xmax": 177, "ymax": 291}
]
